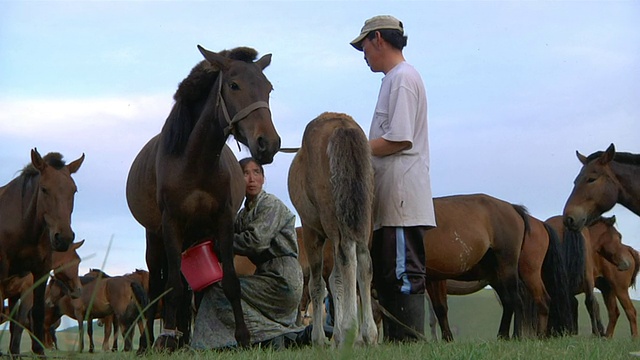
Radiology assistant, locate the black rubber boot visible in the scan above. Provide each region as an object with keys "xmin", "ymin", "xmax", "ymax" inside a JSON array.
[{"xmin": 387, "ymin": 293, "xmax": 425, "ymax": 342}]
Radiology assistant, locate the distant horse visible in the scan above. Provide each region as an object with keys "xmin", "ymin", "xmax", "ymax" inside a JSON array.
[
  {"xmin": 563, "ymin": 143, "xmax": 640, "ymax": 231},
  {"xmin": 125, "ymin": 45, "xmax": 280, "ymax": 351},
  {"xmin": 545, "ymin": 215, "xmax": 633, "ymax": 336},
  {"xmin": 45, "ymin": 268, "xmax": 148, "ymax": 353},
  {"xmin": 0, "ymin": 149, "xmax": 84, "ymax": 355},
  {"xmin": 288, "ymin": 112, "xmax": 377, "ymax": 347},
  {"xmin": 424, "ymin": 194, "xmax": 525, "ymax": 341},
  {"xmin": 588, "ymin": 216, "xmax": 639, "ymax": 338}
]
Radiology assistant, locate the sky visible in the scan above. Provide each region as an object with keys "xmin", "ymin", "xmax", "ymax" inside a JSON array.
[{"xmin": 1, "ymin": 0, "xmax": 639, "ymax": 326}]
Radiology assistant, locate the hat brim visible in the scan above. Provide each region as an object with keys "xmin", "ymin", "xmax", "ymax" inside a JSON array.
[{"xmin": 350, "ymin": 32, "xmax": 367, "ymax": 51}]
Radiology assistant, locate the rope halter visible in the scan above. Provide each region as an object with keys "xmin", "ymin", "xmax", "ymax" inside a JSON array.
[{"xmin": 216, "ymin": 71, "xmax": 271, "ymax": 138}]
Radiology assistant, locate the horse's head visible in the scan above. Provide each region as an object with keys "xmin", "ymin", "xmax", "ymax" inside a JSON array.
[
  {"xmin": 589, "ymin": 216, "xmax": 632, "ymax": 271},
  {"xmin": 31, "ymin": 148, "xmax": 85, "ymax": 251},
  {"xmin": 51, "ymin": 239, "xmax": 84, "ymax": 299},
  {"xmin": 198, "ymin": 45, "xmax": 281, "ymax": 164},
  {"xmin": 563, "ymin": 143, "xmax": 617, "ymax": 231}
]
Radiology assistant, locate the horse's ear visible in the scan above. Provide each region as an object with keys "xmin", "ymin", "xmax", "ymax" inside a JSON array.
[
  {"xmin": 256, "ymin": 54, "xmax": 272, "ymax": 70},
  {"xmin": 197, "ymin": 45, "xmax": 230, "ymax": 72},
  {"xmin": 609, "ymin": 215, "xmax": 616, "ymax": 224},
  {"xmin": 599, "ymin": 143, "xmax": 615, "ymax": 165},
  {"xmin": 576, "ymin": 151, "xmax": 588, "ymax": 165},
  {"xmin": 31, "ymin": 148, "xmax": 46, "ymax": 172},
  {"xmin": 73, "ymin": 239, "xmax": 85, "ymax": 249},
  {"xmin": 67, "ymin": 153, "xmax": 85, "ymax": 174}
]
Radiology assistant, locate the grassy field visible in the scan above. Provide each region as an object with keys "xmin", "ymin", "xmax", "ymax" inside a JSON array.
[{"xmin": 2, "ymin": 289, "xmax": 639, "ymax": 359}]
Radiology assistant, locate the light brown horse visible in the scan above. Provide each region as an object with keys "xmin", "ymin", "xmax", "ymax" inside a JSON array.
[
  {"xmin": 125, "ymin": 46, "xmax": 280, "ymax": 351},
  {"xmin": 563, "ymin": 143, "xmax": 640, "ymax": 231},
  {"xmin": 588, "ymin": 216, "xmax": 639, "ymax": 338},
  {"xmin": 288, "ymin": 112, "xmax": 377, "ymax": 347},
  {"xmin": 0, "ymin": 149, "xmax": 84, "ymax": 355},
  {"xmin": 45, "ymin": 268, "xmax": 148, "ymax": 353},
  {"xmin": 424, "ymin": 194, "xmax": 526, "ymax": 341},
  {"xmin": 545, "ymin": 214, "xmax": 634, "ymax": 337}
]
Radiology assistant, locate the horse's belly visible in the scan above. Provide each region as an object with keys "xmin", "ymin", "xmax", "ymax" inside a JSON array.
[{"xmin": 425, "ymin": 230, "xmax": 487, "ymax": 277}]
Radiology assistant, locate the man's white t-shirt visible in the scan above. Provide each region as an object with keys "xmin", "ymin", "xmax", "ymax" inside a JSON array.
[{"xmin": 369, "ymin": 61, "xmax": 436, "ymax": 230}]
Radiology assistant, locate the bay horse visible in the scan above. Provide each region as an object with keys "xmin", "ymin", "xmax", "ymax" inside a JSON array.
[
  {"xmin": 563, "ymin": 143, "xmax": 640, "ymax": 231},
  {"xmin": 126, "ymin": 45, "xmax": 280, "ymax": 351},
  {"xmin": 588, "ymin": 216, "xmax": 639, "ymax": 338},
  {"xmin": 288, "ymin": 112, "xmax": 377, "ymax": 347},
  {"xmin": 544, "ymin": 215, "xmax": 632, "ymax": 337},
  {"xmin": 0, "ymin": 149, "xmax": 84, "ymax": 355},
  {"xmin": 424, "ymin": 194, "xmax": 526, "ymax": 341}
]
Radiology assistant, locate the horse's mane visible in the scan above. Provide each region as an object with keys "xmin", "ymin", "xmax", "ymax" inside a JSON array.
[
  {"xmin": 586, "ymin": 151, "xmax": 640, "ymax": 166},
  {"xmin": 20, "ymin": 152, "xmax": 66, "ymax": 178},
  {"xmin": 88, "ymin": 268, "xmax": 112, "ymax": 278},
  {"xmin": 164, "ymin": 47, "xmax": 259, "ymax": 155}
]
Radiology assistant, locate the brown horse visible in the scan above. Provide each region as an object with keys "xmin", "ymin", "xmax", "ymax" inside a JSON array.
[
  {"xmin": 0, "ymin": 149, "xmax": 84, "ymax": 355},
  {"xmin": 125, "ymin": 45, "xmax": 280, "ymax": 351},
  {"xmin": 545, "ymin": 214, "xmax": 635, "ymax": 337},
  {"xmin": 288, "ymin": 112, "xmax": 377, "ymax": 347},
  {"xmin": 424, "ymin": 194, "xmax": 526, "ymax": 341},
  {"xmin": 588, "ymin": 216, "xmax": 639, "ymax": 338},
  {"xmin": 563, "ymin": 143, "xmax": 640, "ymax": 231},
  {"xmin": 45, "ymin": 268, "xmax": 148, "ymax": 352}
]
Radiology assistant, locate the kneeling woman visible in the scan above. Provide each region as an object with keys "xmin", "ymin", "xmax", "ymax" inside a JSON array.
[{"xmin": 192, "ymin": 157, "xmax": 304, "ymax": 349}]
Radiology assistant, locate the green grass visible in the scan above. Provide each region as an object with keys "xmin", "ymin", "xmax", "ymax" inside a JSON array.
[{"xmin": 2, "ymin": 289, "xmax": 639, "ymax": 358}]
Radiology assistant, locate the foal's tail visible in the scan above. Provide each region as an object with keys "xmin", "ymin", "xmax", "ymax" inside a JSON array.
[{"xmin": 327, "ymin": 126, "xmax": 373, "ymax": 235}]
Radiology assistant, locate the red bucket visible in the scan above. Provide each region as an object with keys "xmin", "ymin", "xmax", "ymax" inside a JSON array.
[{"xmin": 181, "ymin": 240, "xmax": 223, "ymax": 291}]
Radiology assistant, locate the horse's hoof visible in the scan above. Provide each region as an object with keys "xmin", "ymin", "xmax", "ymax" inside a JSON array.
[{"xmin": 153, "ymin": 335, "xmax": 178, "ymax": 352}]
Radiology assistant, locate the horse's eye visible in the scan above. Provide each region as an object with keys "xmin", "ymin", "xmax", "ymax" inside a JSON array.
[
  {"xmin": 41, "ymin": 187, "xmax": 48, "ymax": 195},
  {"xmin": 229, "ymin": 82, "xmax": 240, "ymax": 91},
  {"xmin": 587, "ymin": 177, "xmax": 597, "ymax": 183}
]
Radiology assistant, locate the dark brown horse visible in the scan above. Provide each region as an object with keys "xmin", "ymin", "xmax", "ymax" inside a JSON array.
[
  {"xmin": 588, "ymin": 216, "xmax": 639, "ymax": 338},
  {"xmin": 126, "ymin": 45, "xmax": 280, "ymax": 351},
  {"xmin": 563, "ymin": 143, "xmax": 640, "ymax": 231},
  {"xmin": 0, "ymin": 149, "xmax": 84, "ymax": 355},
  {"xmin": 288, "ymin": 112, "xmax": 377, "ymax": 347},
  {"xmin": 424, "ymin": 194, "xmax": 525, "ymax": 341}
]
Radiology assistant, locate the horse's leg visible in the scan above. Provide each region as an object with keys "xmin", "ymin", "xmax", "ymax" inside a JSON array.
[
  {"xmin": 303, "ymin": 227, "xmax": 329, "ymax": 346},
  {"xmin": 331, "ymin": 230, "xmax": 358, "ymax": 348},
  {"xmin": 175, "ymin": 281, "xmax": 193, "ymax": 347},
  {"xmin": 112, "ymin": 316, "xmax": 120, "ymax": 351},
  {"xmin": 88, "ymin": 316, "xmax": 95, "ymax": 353},
  {"xmin": 216, "ymin": 214, "xmax": 250, "ymax": 347},
  {"xmin": 143, "ymin": 231, "xmax": 164, "ymax": 351},
  {"xmin": 583, "ymin": 280, "xmax": 605, "ymax": 336},
  {"xmin": 519, "ymin": 265, "xmax": 550, "ymax": 338},
  {"xmin": 158, "ymin": 217, "xmax": 186, "ymax": 350},
  {"xmin": 355, "ymin": 233, "xmax": 378, "ymax": 345},
  {"xmin": 76, "ymin": 316, "xmax": 84, "ymax": 352},
  {"xmin": 8, "ymin": 296, "xmax": 24, "ymax": 355},
  {"xmin": 599, "ymin": 283, "xmax": 618, "ymax": 338},
  {"xmin": 102, "ymin": 316, "xmax": 113, "ymax": 351},
  {"xmin": 30, "ymin": 279, "xmax": 47, "ymax": 355},
  {"xmin": 613, "ymin": 283, "xmax": 638, "ymax": 338},
  {"xmin": 427, "ymin": 296, "xmax": 438, "ymax": 340},
  {"xmin": 426, "ymin": 280, "xmax": 453, "ymax": 341}
]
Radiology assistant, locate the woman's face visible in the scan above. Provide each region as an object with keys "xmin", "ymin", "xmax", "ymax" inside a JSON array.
[{"xmin": 243, "ymin": 161, "xmax": 264, "ymax": 199}]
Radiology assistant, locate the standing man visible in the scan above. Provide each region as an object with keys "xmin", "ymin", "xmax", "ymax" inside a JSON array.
[{"xmin": 351, "ymin": 15, "xmax": 436, "ymax": 342}]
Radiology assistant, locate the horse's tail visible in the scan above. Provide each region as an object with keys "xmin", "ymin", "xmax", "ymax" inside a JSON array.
[
  {"xmin": 510, "ymin": 204, "xmax": 535, "ymax": 337},
  {"xmin": 628, "ymin": 246, "xmax": 640, "ymax": 289},
  {"xmin": 543, "ymin": 223, "xmax": 575, "ymax": 336},
  {"xmin": 562, "ymin": 228, "xmax": 586, "ymax": 293},
  {"xmin": 327, "ymin": 126, "xmax": 373, "ymax": 235}
]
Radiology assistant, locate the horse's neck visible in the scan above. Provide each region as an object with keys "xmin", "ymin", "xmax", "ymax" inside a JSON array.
[
  {"xmin": 612, "ymin": 162, "xmax": 640, "ymax": 216},
  {"xmin": 183, "ymin": 98, "xmax": 227, "ymax": 168},
  {"xmin": 20, "ymin": 177, "xmax": 47, "ymax": 240}
]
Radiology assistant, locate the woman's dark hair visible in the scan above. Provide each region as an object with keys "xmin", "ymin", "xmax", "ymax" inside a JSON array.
[
  {"xmin": 365, "ymin": 29, "xmax": 407, "ymax": 50},
  {"xmin": 239, "ymin": 157, "xmax": 264, "ymax": 175}
]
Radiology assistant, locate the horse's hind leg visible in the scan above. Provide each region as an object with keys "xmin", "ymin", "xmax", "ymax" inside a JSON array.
[
  {"xmin": 303, "ymin": 226, "xmax": 329, "ymax": 346},
  {"xmin": 599, "ymin": 284, "xmax": 619, "ymax": 337},
  {"xmin": 330, "ymin": 231, "xmax": 358, "ymax": 348},
  {"xmin": 613, "ymin": 284, "xmax": 637, "ymax": 338},
  {"xmin": 426, "ymin": 280, "xmax": 453, "ymax": 341},
  {"xmin": 583, "ymin": 280, "xmax": 605, "ymax": 336},
  {"xmin": 355, "ymin": 235, "xmax": 378, "ymax": 345}
]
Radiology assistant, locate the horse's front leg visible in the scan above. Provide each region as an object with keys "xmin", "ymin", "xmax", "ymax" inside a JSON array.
[
  {"xmin": 155, "ymin": 215, "xmax": 185, "ymax": 350},
  {"xmin": 30, "ymin": 278, "xmax": 47, "ymax": 355},
  {"xmin": 8, "ymin": 296, "xmax": 24, "ymax": 355},
  {"xmin": 88, "ymin": 316, "xmax": 95, "ymax": 353},
  {"xmin": 583, "ymin": 280, "xmax": 605, "ymax": 336},
  {"xmin": 217, "ymin": 215, "xmax": 250, "ymax": 347}
]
